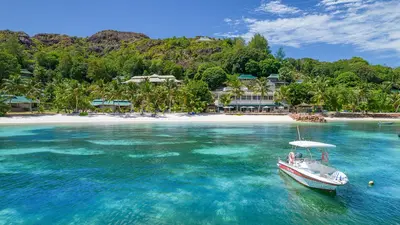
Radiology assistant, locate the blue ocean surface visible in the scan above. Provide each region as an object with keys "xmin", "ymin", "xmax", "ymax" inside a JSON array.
[{"xmin": 0, "ymin": 122, "xmax": 399, "ymax": 224}]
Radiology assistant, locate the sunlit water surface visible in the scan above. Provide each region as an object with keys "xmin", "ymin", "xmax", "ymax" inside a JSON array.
[{"xmin": 0, "ymin": 122, "xmax": 399, "ymax": 224}]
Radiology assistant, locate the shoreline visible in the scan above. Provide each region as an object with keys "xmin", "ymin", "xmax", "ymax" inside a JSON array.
[
  {"xmin": 0, "ymin": 113, "xmax": 399, "ymax": 125},
  {"xmin": 0, "ymin": 114, "xmax": 295, "ymax": 125}
]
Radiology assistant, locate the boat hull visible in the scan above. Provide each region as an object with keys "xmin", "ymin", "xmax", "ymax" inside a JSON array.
[{"xmin": 278, "ymin": 162, "xmax": 338, "ymax": 191}]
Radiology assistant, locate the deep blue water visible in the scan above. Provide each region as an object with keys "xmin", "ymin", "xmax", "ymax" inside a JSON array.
[{"xmin": 0, "ymin": 122, "xmax": 399, "ymax": 224}]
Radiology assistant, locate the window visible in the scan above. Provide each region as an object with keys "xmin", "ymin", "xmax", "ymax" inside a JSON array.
[
  {"xmin": 269, "ymin": 96, "xmax": 273, "ymax": 100},
  {"xmin": 263, "ymin": 96, "xmax": 268, "ymax": 100},
  {"xmin": 253, "ymin": 96, "xmax": 260, "ymax": 100}
]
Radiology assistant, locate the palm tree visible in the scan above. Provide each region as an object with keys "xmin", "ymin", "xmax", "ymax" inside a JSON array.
[
  {"xmin": 392, "ymin": 93, "xmax": 400, "ymax": 112},
  {"xmin": 138, "ymin": 79, "xmax": 153, "ymax": 114},
  {"xmin": 70, "ymin": 80, "xmax": 85, "ymax": 113},
  {"xmin": 219, "ymin": 94, "xmax": 232, "ymax": 113},
  {"xmin": 253, "ymin": 77, "xmax": 270, "ymax": 112},
  {"xmin": 274, "ymin": 86, "xmax": 289, "ymax": 106},
  {"xmin": 2, "ymin": 75, "xmax": 26, "ymax": 101},
  {"xmin": 124, "ymin": 82, "xmax": 138, "ymax": 113},
  {"xmin": 225, "ymin": 75, "xmax": 244, "ymax": 112},
  {"xmin": 106, "ymin": 80, "xmax": 124, "ymax": 113},
  {"xmin": 0, "ymin": 95, "xmax": 10, "ymax": 116},
  {"xmin": 90, "ymin": 80, "xmax": 108, "ymax": 106},
  {"xmin": 164, "ymin": 79, "xmax": 177, "ymax": 113},
  {"xmin": 310, "ymin": 77, "xmax": 328, "ymax": 112},
  {"xmin": 24, "ymin": 79, "xmax": 42, "ymax": 112}
]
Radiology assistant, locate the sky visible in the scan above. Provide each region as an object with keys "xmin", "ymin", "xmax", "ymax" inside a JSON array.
[{"xmin": 0, "ymin": 0, "xmax": 399, "ymax": 67}]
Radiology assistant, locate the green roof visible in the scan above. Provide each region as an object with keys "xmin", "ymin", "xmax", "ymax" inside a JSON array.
[
  {"xmin": 238, "ymin": 74, "xmax": 257, "ymax": 80},
  {"xmin": 267, "ymin": 74, "xmax": 279, "ymax": 79},
  {"xmin": 2, "ymin": 95, "xmax": 38, "ymax": 104},
  {"xmin": 91, "ymin": 99, "xmax": 131, "ymax": 107}
]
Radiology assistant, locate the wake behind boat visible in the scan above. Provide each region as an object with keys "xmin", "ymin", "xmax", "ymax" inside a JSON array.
[{"xmin": 278, "ymin": 140, "xmax": 348, "ymax": 191}]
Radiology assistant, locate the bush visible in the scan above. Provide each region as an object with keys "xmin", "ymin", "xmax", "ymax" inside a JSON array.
[
  {"xmin": 0, "ymin": 98, "xmax": 10, "ymax": 117},
  {"xmin": 79, "ymin": 112, "xmax": 89, "ymax": 116}
]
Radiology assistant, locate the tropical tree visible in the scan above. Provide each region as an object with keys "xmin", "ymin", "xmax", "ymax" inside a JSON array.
[
  {"xmin": 24, "ymin": 79, "xmax": 42, "ymax": 112},
  {"xmin": 225, "ymin": 75, "xmax": 244, "ymax": 112},
  {"xmin": 278, "ymin": 67, "xmax": 294, "ymax": 83},
  {"xmin": 392, "ymin": 93, "xmax": 400, "ymax": 112},
  {"xmin": 90, "ymin": 80, "xmax": 108, "ymax": 107},
  {"xmin": 124, "ymin": 82, "xmax": 138, "ymax": 112},
  {"xmin": 253, "ymin": 77, "xmax": 270, "ymax": 112},
  {"xmin": 148, "ymin": 85, "xmax": 168, "ymax": 115},
  {"xmin": 137, "ymin": 79, "xmax": 153, "ymax": 114},
  {"xmin": 275, "ymin": 47, "xmax": 286, "ymax": 62},
  {"xmin": 310, "ymin": 77, "xmax": 328, "ymax": 111},
  {"xmin": 106, "ymin": 80, "xmax": 125, "ymax": 112},
  {"xmin": 2, "ymin": 75, "xmax": 26, "ymax": 103},
  {"xmin": 0, "ymin": 51, "xmax": 20, "ymax": 81},
  {"xmin": 219, "ymin": 94, "xmax": 232, "ymax": 112},
  {"xmin": 69, "ymin": 80, "xmax": 86, "ymax": 113},
  {"xmin": 248, "ymin": 33, "xmax": 270, "ymax": 53},
  {"xmin": 201, "ymin": 66, "xmax": 227, "ymax": 90},
  {"xmin": 274, "ymin": 85, "xmax": 289, "ymax": 104},
  {"xmin": 164, "ymin": 79, "xmax": 177, "ymax": 113},
  {"xmin": 0, "ymin": 96, "xmax": 10, "ymax": 116}
]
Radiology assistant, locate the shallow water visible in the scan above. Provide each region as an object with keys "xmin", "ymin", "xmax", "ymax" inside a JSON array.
[{"xmin": 0, "ymin": 122, "xmax": 399, "ymax": 224}]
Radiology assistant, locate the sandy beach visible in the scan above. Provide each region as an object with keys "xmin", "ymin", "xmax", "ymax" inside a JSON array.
[
  {"xmin": 0, "ymin": 114, "xmax": 295, "ymax": 125},
  {"xmin": 1, "ymin": 114, "xmax": 399, "ymax": 125}
]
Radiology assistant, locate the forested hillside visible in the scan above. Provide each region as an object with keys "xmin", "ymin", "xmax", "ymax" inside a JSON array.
[{"xmin": 0, "ymin": 29, "xmax": 399, "ymax": 115}]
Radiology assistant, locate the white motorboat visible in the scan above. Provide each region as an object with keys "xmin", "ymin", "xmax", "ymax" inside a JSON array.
[{"xmin": 278, "ymin": 140, "xmax": 348, "ymax": 191}]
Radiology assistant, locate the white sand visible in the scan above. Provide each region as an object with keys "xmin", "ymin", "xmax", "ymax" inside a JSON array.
[{"xmin": 0, "ymin": 113, "xmax": 294, "ymax": 125}]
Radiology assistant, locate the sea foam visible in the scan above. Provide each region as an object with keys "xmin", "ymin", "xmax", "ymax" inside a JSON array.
[
  {"xmin": 128, "ymin": 152, "xmax": 180, "ymax": 158},
  {"xmin": 0, "ymin": 147, "xmax": 103, "ymax": 156}
]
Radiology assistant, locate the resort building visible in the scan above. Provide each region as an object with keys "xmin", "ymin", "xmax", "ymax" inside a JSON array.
[
  {"xmin": 213, "ymin": 74, "xmax": 289, "ymax": 113},
  {"xmin": 2, "ymin": 95, "xmax": 38, "ymax": 112},
  {"xmin": 91, "ymin": 99, "xmax": 132, "ymax": 111},
  {"xmin": 123, "ymin": 74, "xmax": 181, "ymax": 84},
  {"xmin": 196, "ymin": 37, "xmax": 213, "ymax": 42}
]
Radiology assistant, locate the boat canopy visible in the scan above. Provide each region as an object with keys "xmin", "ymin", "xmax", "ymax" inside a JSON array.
[{"xmin": 289, "ymin": 141, "xmax": 336, "ymax": 148}]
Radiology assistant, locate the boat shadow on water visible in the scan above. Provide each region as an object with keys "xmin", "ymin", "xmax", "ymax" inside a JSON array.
[{"xmin": 278, "ymin": 171, "xmax": 348, "ymax": 214}]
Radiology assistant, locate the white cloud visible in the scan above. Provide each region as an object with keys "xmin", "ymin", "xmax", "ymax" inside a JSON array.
[
  {"xmin": 257, "ymin": 0, "xmax": 301, "ymax": 15},
  {"xmin": 224, "ymin": 18, "xmax": 241, "ymax": 26},
  {"xmin": 224, "ymin": 18, "xmax": 232, "ymax": 23},
  {"xmin": 320, "ymin": 0, "xmax": 362, "ymax": 7},
  {"xmin": 219, "ymin": 0, "xmax": 400, "ymax": 55}
]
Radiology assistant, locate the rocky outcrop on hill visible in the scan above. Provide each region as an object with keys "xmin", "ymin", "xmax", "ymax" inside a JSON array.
[
  {"xmin": 32, "ymin": 33, "xmax": 77, "ymax": 46},
  {"xmin": 88, "ymin": 30, "xmax": 149, "ymax": 44},
  {"xmin": 1, "ymin": 29, "xmax": 149, "ymax": 51},
  {"xmin": 87, "ymin": 30, "xmax": 149, "ymax": 54},
  {"xmin": 0, "ymin": 30, "xmax": 32, "ymax": 47},
  {"xmin": 290, "ymin": 114, "xmax": 327, "ymax": 123}
]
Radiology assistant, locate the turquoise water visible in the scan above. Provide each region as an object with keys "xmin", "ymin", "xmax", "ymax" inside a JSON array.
[{"xmin": 0, "ymin": 122, "xmax": 399, "ymax": 224}]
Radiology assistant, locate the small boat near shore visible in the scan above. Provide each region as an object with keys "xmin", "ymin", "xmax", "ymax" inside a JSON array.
[{"xmin": 278, "ymin": 130, "xmax": 348, "ymax": 191}]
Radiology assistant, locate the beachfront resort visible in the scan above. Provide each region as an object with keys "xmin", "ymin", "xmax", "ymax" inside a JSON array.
[{"xmin": 1, "ymin": 18, "xmax": 400, "ymax": 224}]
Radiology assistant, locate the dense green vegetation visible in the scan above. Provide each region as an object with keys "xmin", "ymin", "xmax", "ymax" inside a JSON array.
[{"xmin": 0, "ymin": 30, "xmax": 399, "ymax": 115}]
